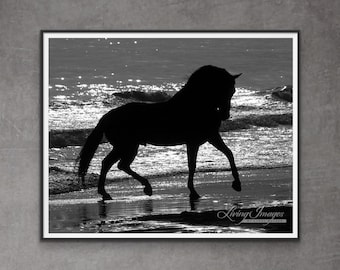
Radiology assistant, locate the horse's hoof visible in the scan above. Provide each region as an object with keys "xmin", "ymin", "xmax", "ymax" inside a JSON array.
[
  {"xmin": 189, "ymin": 192, "xmax": 200, "ymax": 201},
  {"xmin": 232, "ymin": 180, "xmax": 242, "ymax": 192},
  {"xmin": 102, "ymin": 193, "xmax": 113, "ymax": 201},
  {"xmin": 143, "ymin": 185, "xmax": 153, "ymax": 196}
]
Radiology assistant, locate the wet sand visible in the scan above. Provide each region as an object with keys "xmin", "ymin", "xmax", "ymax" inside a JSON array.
[{"xmin": 48, "ymin": 167, "xmax": 293, "ymax": 234}]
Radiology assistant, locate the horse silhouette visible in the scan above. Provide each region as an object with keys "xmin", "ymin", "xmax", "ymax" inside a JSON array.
[{"xmin": 78, "ymin": 65, "xmax": 242, "ymax": 201}]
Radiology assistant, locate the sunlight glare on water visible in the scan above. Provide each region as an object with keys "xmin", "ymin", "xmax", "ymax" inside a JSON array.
[{"xmin": 49, "ymin": 126, "xmax": 292, "ymax": 179}]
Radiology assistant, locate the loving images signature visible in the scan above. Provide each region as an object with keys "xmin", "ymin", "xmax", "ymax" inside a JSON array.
[{"xmin": 217, "ymin": 206, "xmax": 286, "ymax": 225}]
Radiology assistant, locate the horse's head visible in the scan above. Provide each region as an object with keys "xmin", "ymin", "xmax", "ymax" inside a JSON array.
[
  {"xmin": 216, "ymin": 72, "xmax": 242, "ymax": 120},
  {"xmin": 184, "ymin": 65, "xmax": 242, "ymax": 120}
]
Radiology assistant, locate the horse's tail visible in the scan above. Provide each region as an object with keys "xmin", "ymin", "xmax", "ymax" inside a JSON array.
[{"xmin": 77, "ymin": 119, "xmax": 105, "ymax": 179}]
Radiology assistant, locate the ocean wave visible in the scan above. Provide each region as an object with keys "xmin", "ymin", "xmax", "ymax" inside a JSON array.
[
  {"xmin": 271, "ymin": 85, "xmax": 292, "ymax": 102},
  {"xmin": 49, "ymin": 129, "xmax": 108, "ymax": 148},
  {"xmin": 49, "ymin": 113, "xmax": 292, "ymax": 148},
  {"xmin": 113, "ymin": 90, "xmax": 172, "ymax": 102},
  {"xmin": 220, "ymin": 113, "xmax": 292, "ymax": 131}
]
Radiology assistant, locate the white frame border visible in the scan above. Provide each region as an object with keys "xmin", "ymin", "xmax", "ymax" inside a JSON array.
[{"xmin": 43, "ymin": 31, "xmax": 298, "ymax": 239}]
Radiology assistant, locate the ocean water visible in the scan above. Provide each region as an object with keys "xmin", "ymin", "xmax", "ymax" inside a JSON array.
[{"xmin": 48, "ymin": 37, "xmax": 293, "ymax": 179}]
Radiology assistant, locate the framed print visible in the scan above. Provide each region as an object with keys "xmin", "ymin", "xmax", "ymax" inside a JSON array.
[{"xmin": 43, "ymin": 31, "xmax": 298, "ymax": 238}]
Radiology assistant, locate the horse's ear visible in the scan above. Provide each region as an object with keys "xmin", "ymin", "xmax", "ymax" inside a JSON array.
[{"xmin": 233, "ymin": 73, "xmax": 242, "ymax": 79}]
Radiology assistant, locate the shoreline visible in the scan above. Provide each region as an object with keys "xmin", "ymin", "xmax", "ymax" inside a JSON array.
[
  {"xmin": 49, "ymin": 165, "xmax": 293, "ymax": 195},
  {"xmin": 49, "ymin": 166, "xmax": 293, "ymax": 234}
]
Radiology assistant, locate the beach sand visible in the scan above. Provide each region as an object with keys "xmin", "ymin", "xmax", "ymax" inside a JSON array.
[{"xmin": 48, "ymin": 166, "xmax": 293, "ymax": 234}]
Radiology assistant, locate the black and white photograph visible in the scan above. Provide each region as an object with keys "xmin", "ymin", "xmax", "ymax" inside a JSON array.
[{"xmin": 43, "ymin": 32, "xmax": 298, "ymax": 238}]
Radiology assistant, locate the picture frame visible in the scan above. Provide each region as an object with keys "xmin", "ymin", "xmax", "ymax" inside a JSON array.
[{"xmin": 43, "ymin": 31, "xmax": 298, "ymax": 238}]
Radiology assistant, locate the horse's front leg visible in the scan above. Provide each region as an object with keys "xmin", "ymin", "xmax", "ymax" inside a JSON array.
[
  {"xmin": 208, "ymin": 133, "xmax": 241, "ymax": 192},
  {"xmin": 187, "ymin": 143, "xmax": 200, "ymax": 200}
]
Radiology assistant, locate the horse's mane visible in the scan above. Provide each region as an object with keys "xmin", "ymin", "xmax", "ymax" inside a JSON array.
[{"xmin": 170, "ymin": 65, "xmax": 234, "ymax": 105}]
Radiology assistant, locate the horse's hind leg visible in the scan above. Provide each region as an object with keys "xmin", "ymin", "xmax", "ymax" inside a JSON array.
[
  {"xmin": 187, "ymin": 143, "xmax": 200, "ymax": 200},
  {"xmin": 98, "ymin": 149, "xmax": 121, "ymax": 200},
  {"xmin": 117, "ymin": 145, "xmax": 153, "ymax": 196},
  {"xmin": 208, "ymin": 133, "xmax": 241, "ymax": 192}
]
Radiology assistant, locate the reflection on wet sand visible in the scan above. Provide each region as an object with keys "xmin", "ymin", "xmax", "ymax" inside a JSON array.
[
  {"xmin": 49, "ymin": 167, "xmax": 292, "ymax": 234},
  {"xmin": 98, "ymin": 198, "xmax": 153, "ymax": 219}
]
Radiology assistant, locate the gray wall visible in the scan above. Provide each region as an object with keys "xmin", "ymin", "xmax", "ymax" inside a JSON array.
[{"xmin": 0, "ymin": 1, "xmax": 339, "ymax": 269}]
